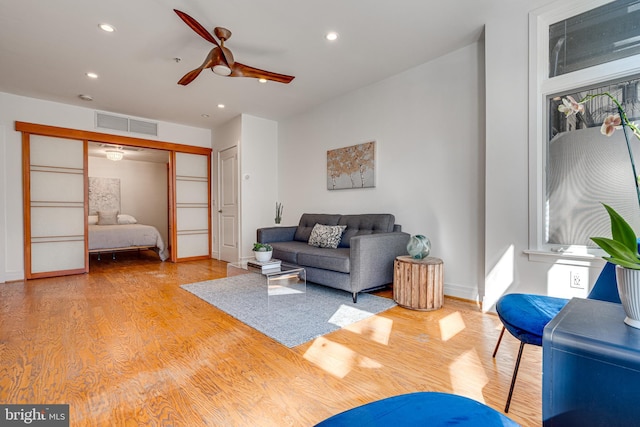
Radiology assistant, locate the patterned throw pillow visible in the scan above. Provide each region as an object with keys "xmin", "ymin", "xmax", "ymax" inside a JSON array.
[{"xmin": 308, "ymin": 224, "xmax": 347, "ymax": 248}]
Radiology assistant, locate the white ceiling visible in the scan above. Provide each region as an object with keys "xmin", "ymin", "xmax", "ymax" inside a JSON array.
[{"xmin": 0, "ymin": 0, "xmax": 504, "ymax": 130}]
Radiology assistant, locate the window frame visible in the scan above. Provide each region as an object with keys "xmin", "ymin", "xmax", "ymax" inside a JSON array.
[{"xmin": 528, "ymin": 0, "xmax": 640, "ymax": 257}]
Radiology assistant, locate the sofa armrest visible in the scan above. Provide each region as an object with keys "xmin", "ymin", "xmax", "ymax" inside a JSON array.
[
  {"xmin": 257, "ymin": 226, "xmax": 297, "ymax": 243},
  {"xmin": 349, "ymin": 232, "xmax": 410, "ymax": 293}
]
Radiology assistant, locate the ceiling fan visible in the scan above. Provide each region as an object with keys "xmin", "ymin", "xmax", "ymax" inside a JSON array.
[{"xmin": 173, "ymin": 9, "xmax": 295, "ymax": 86}]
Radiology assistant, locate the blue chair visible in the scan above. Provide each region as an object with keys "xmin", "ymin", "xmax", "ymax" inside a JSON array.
[
  {"xmin": 315, "ymin": 392, "xmax": 518, "ymax": 426},
  {"xmin": 492, "ymin": 262, "xmax": 620, "ymax": 412}
]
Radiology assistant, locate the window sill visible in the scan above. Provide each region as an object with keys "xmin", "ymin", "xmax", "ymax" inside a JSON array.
[{"xmin": 525, "ymin": 249, "xmax": 606, "ymax": 265}]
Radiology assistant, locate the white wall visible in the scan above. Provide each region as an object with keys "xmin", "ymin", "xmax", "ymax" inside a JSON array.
[
  {"xmin": 240, "ymin": 115, "xmax": 278, "ymax": 261},
  {"xmin": 277, "ymin": 0, "xmax": 599, "ymax": 305},
  {"xmin": 89, "ymin": 157, "xmax": 169, "ymax": 245},
  {"xmin": 278, "ymin": 42, "xmax": 485, "ymax": 300},
  {"xmin": 482, "ymin": 0, "xmax": 609, "ymax": 310},
  {"xmin": 0, "ymin": 91, "xmax": 211, "ymax": 281},
  {"xmin": 211, "ymin": 114, "xmax": 278, "ymax": 262}
]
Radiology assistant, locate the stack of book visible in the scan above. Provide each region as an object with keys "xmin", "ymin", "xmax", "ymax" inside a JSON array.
[{"xmin": 247, "ymin": 258, "xmax": 282, "ymax": 274}]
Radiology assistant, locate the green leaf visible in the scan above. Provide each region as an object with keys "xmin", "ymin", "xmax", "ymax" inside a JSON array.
[
  {"xmin": 602, "ymin": 203, "xmax": 638, "ymax": 254},
  {"xmin": 591, "ymin": 237, "xmax": 640, "ymax": 264},
  {"xmin": 602, "ymin": 256, "xmax": 640, "ymax": 270}
]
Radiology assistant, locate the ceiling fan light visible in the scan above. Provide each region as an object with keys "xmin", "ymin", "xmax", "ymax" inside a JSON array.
[
  {"xmin": 212, "ymin": 65, "xmax": 232, "ymax": 76},
  {"xmin": 106, "ymin": 150, "xmax": 124, "ymax": 161}
]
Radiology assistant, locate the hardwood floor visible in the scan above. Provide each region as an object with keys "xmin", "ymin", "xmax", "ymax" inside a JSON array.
[{"xmin": 0, "ymin": 252, "xmax": 542, "ymax": 426}]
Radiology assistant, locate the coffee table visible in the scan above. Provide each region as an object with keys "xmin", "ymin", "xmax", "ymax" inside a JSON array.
[{"xmin": 226, "ymin": 261, "xmax": 306, "ymax": 306}]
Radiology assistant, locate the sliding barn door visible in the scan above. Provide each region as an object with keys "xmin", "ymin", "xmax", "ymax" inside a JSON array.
[
  {"xmin": 24, "ymin": 135, "xmax": 87, "ymax": 279},
  {"xmin": 173, "ymin": 152, "xmax": 211, "ymax": 260}
]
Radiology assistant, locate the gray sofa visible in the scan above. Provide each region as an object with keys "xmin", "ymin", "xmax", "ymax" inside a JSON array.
[{"xmin": 257, "ymin": 213, "xmax": 410, "ymax": 302}]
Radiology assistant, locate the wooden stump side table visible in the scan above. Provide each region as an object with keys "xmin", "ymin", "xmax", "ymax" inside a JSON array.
[{"xmin": 393, "ymin": 255, "xmax": 444, "ymax": 311}]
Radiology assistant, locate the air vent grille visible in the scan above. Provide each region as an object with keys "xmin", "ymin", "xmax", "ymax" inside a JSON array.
[
  {"xmin": 95, "ymin": 112, "xmax": 159, "ymax": 136},
  {"xmin": 129, "ymin": 119, "xmax": 158, "ymax": 136},
  {"xmin": 96, "ymin": 113, "xmax": 128, "ymax": 132}
]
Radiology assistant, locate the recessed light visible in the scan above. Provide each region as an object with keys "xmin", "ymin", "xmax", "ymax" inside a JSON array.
[
  {"xmin": 78, "ymin": 94, "xmax": 93, "ymax": 101},
  {"xmin": 99, "ymin": 23, "xmax": 116, "ymax": 33},
  {"xmin": 201, "ymin": 114, "xmax": 210, "ymax": 118},
  {"xmin": 86, "ymin": 72, "xmax": 98, "ymax": 79},
  {"xmin": 326, "ymin": 32, "xmax": 338, "ymax": 41},
  {"xmin": 258, "ymin": 78, "xmax": 267, "ymax": 83},
  {"xmin": 217, "ymin": 104, "xmax": 225, "ymax": 109}
]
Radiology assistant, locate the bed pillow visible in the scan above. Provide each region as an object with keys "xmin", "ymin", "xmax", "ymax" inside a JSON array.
[
  {"xmin": 117, "ymin": 214, "xmax": 138, "ymax": 225},
  {"xmin": 88, "ymin": 215, "xmax": 99, "ymax": 225},
  {"xmin": 308, "ymin": 224, "xmax": 347, "ymax": 249},
  {"xmin": 97, "ymin": 210, "xmax": 119, "ymax": 225}
]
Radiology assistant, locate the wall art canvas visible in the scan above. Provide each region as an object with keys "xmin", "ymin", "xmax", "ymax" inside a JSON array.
[
  {"xmin": 327, "ymin": 141, "xmax": 376, "ymax": 190},
  {"xmin": 89, "ymin": 177, "xmax": 121, "ymax": 215}
]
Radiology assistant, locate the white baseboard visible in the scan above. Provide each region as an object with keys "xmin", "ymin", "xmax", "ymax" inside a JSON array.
[
  {"xmin": 444, "ymin": 282, "xmax": 480, "ymax": 303},
  {"xmin": 3, "ymin": 270, "xmax": 25, "ymax": 283}
]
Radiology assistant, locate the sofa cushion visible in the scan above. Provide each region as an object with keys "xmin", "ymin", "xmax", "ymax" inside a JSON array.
[
  {"xmin": 269, "ymin": 241, "xmax": 308, "ymax": 264},
  {"xmin": 308, "ymin": 224, "xmax": 347, "ymax": 248},
  {"xmin": 338, "ymin": 214, "xmax": 396, "ymax": 248},
  {"xmin": 298, "ymin": 247, "xmax": 351, "ymax": 273},
  {"xmin": 294, "ymin": 213, "xmax": 341, "ymax": 242}
]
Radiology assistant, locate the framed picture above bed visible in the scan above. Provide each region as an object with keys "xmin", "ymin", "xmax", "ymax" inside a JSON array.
[{"xmin": 88, "ymin": 177, "xmax": 121, "ymax": 215}]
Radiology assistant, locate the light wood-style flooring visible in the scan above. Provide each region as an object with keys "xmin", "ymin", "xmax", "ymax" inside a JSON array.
[{"xmin": 0, "ymin": 252, "xmax": 542, "ymax": 426}]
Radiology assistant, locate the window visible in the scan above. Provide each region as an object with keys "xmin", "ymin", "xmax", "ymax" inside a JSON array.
[
  {"xmin": 529, "ymin": 0, "xmax": 640, "ymax": 255},
  {"xmin": 546, "ymin": 76, "xmax": 640, "ymax": 247},
  {"xmin": 549, "ymin": 0, "xmax": 640, "ymax": 78}
]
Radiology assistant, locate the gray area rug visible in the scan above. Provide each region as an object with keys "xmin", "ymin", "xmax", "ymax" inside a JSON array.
[{"xmin": 181, "ymin": 274, "xmax": 397, "ymax": 348}]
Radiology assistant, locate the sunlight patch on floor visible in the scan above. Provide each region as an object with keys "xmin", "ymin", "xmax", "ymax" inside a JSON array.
[
  {"xmin": 328, "ymin": 305, "xmax": 373, "ymax": 327},
  {"xmin": 439, "ymin": 311, "xmax": 465, "ymax": 341},
  {"xmin": 303, "ymin": 336, "xmax": 382, "ymax": 378},
  {"xmin": 449, "ymin": 348, "xmax": 489, "ymax": 403},
  {"xmin": 343, "ymin": 314, "xmax": 393, "ymax": 345}
]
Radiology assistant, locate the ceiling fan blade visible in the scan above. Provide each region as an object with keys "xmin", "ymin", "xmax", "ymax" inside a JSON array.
[
  {"xmin": 174, "ymin": 9, "xmax": 219, "ymax": 47},
  {"xmin": 230, "ymin": 62, "xmax": 295, "ymax": 84},
  {"xmin": 177, "ymin": 48, "xmax": 217, "ymax": 85},
  {"xmin": 220, "ymin": 46, "xmax": 235, "ymax": 68},
  {"xmin": 178, "ymin": 68, "xmax": 204, "ymax": 86}
]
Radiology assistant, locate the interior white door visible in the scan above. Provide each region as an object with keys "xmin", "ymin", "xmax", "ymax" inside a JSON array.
[
  {"xmin": 26, "ymin": 135, "xmax": 86, "ymax": 278},
  {"xmin": 219, "ymin": 146, "xmax": 239, "ymax": 262},
  {"xmin": 174, "ymin": 152, "xmax": 211, "ymax": 259}
]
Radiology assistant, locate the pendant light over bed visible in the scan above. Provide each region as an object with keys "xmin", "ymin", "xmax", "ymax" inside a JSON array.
[{"xmin": 106, "ymin": 150, "xmax": 124, "ymax": 161}]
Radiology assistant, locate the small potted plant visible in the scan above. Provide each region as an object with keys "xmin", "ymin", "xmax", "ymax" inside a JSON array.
[{"xmin": 253, "ymin": 243, "xmax": 273, "ymax": 262}]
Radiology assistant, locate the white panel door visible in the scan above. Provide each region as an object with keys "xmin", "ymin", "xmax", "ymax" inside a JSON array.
[
  {"xmin": 219, "ymin": 146, "xmax": 239, "ymax": 262},
  {"xmin": 27, "ymin": 135, "xmax": 86, "ymax": 277},
  {"xmin": 175, "ymin": 152, "xmax": 210, "ymax": 259}
]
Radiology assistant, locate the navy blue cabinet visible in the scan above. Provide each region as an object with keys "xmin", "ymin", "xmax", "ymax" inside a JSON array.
[{"xmin": 543, "ymin": 298, "xmax": 640, "ymax": 426}]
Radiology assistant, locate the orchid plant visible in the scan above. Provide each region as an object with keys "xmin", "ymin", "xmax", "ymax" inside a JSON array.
[{"xmin": 559, "ymin": 92, "xmax": 640, "ymax": 269}]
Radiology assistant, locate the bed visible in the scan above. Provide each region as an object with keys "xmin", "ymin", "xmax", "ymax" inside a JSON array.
[
  {"xmin": 87, "ymin": 177, "xmax": 169, "ymax": 261},
  {"xmin": 88, "ymin": 223, "xmax": 169, "ymax": 261}
]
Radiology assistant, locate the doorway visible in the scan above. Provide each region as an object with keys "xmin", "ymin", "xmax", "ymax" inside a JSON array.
[{"xmin": 218, "ymin": 146, "xmax": 239, "ymax": 262}]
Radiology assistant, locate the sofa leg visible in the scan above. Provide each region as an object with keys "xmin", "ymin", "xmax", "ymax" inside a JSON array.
[{"xmin": 352, "ymin": 292, "xmax": 358, "ymax": 303}]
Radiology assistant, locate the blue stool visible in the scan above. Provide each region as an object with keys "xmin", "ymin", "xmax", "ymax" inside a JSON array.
[
  {"xmin": 492, "ymin": 262, "xmax": 621, "ymax": 412},
  {"xmin": 314, "ymin": 392, "xmax": 518, "ymax": 426}
]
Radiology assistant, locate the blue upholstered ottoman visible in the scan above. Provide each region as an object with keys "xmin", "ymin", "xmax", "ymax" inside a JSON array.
[{"xmin": 315, "ymin": 392, "xmax": 518, "ymax": 426}]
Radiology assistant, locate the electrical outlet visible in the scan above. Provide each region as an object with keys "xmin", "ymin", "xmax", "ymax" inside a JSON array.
[{"xmin": 570, "ymin": 270, "xmax": 585, "ymax": 289}]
